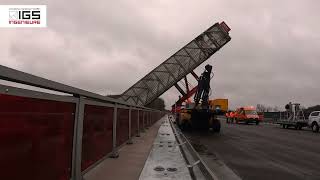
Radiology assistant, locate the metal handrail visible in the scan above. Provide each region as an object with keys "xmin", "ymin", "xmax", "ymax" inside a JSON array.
[{"xmin": 0, "ymin": 65, "xmax": 154, "ymax": 110}]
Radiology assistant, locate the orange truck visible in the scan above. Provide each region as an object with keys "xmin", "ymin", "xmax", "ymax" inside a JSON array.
[{"xmin": 234, "ymin": 106, "xmax": 261, "ymax": 125}]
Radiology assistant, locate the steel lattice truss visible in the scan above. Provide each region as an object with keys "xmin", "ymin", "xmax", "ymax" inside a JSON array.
[{"xmin": 119, "ymin": 22, "xmax": 231, "ymax": 106}]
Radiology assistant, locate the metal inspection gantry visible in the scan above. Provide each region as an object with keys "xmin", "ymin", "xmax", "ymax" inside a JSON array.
[{"xmin": 119, "ymin": 22, "xmax": 231, "ymax": 106}]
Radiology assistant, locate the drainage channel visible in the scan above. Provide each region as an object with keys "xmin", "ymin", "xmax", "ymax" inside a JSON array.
[{"xmin": 139, "ymin": 115, "xmax": 218, "ymax": 180}]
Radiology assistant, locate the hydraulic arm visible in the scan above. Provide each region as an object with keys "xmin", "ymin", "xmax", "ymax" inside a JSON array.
[{"xmin": 194, "ymin": 64, "xmax": 212, "ymax": 107}]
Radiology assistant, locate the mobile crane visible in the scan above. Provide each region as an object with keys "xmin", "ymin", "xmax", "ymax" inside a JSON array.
[
  {"xmin": 119, "ymin": 22, "xmax": 231, "ymax": 132},
  {"xmin": 176, "ymin": 64, "xmax": 221, "ymax": 132}
]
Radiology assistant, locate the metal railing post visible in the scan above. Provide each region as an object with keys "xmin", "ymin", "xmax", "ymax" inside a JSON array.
[
  {"xmin": 110, "ymin": 103, "xmax": 119, "ymax": 158},
  {"xmin": 146, "ymin": 111, "xmax": 149, "ymax": 128},
  {"xmin": 146, "ymin": 111, "xmax": 149, "ymax": 129},
  {"xmin": 149, "ymin": 111, "xmax": 151, "ymax": 126},
  {"xmin": 141, "ymin": 111, "xmax": 145, "ymax": 132},
  {"xmin": 148, "ymin": 111, "xmax": 151, "ymax": 127},
  {"xmin": 71, "ymin": 96, "xmax": 85, "ymax": 180},
  {"xmin": 136, "ymin": 110, "xmax": 140, "ymax": 137},
  {"xmin": 147, "ymin": 111, "xmax": 150, "ymax": 127},
  {"xmin": 127, "ymin": 107, "xmax": 133, "ymax": 144},
  {"xmin": 150, "ymin": 111, "xmax": 152, "ymax": 125}
]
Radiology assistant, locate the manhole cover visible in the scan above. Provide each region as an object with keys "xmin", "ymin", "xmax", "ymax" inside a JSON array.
[
  {"xmin": 154, "ymin": 166, "xmax": 165, "ymax": 171},
  {"xmin": 167, "ymin": 167, "xmax": 177, "ymax": 172}
]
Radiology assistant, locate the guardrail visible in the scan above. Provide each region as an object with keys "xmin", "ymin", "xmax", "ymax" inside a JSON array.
[
  {"xmin": 0, "ymin": 65, "xmax": 165, "ymax": 180},
  {"xmin": 169, "ymin": 116, "xmax": 218, "ymax": 180}
]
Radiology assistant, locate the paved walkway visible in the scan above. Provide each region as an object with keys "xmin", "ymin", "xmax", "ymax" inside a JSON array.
[{"xmin": 84, "ymin": 119, "xmax": 162, "ymax": 180}]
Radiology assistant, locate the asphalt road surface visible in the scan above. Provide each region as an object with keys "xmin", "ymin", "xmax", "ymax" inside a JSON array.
[{"xmin": 186, "ymin": 119, "xmax": 320, "ymax": 180}]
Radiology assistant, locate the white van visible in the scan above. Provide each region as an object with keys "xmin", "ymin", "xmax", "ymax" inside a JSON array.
[{"xmin": 308, "ymin": 111, "xmax": 320, "ymax": 132}]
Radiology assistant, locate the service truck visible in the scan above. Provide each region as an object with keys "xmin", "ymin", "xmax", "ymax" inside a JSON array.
[
  {"xmin": 234, "ymin": 106, "xmax": 261, "ymax": 125},
  {"xmin": 277, "ymin": 103, "xmax": 308, "ymax": 130}
]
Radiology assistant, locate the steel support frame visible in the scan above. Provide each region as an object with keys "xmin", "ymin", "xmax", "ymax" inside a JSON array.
[
  {"xmin": 136, "ymin": 110, "xmax": 141, "ymax": 137},
  {"xmin": 145, "ymin": 111, "xmax": 149, "ymax": 129},
  {"xmin": 72, "ymin": 97, "xmax": 85, "ymax": 180},
  {"xmin": 174, "ymin": 83, "xmax": 187, "ymax": 96},
  {"xmin": 191, "ymin": 71, "xmax": 199, "ymax": 80},
  {"xmin": 145, "ymin": 111, "xmax": 148, "ymax": 129},
  {"xmin": 149, "ymin": 111, "xmax": 152, "ymax": 125},
  {"xmin": 110, "ymin": 103, "xmax": 119, "ymax": 158},
  {"xmin": 141, "ymin": 111, "xmax": 146, "ymax": 132},
  {"xmin": 127, "ymin": 107, "xmax": 133, "ymax": 144},
  {"xmin": 148, "ymin": 111, "xmax": 151, "ymax": 127}
]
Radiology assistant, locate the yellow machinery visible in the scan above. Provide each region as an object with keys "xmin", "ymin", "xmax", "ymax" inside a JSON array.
[
  {"xmin": 176, "ymin": 65, "xmax": 221, "ymax": 132},
  {"xmin": 177, "ymin": 102, "xmax": 218, "ymax": 131},
  {"xmin": 178, "ymin": 107, "xmax": 192, "ymax": 129},
  {"xmin": 209, "ymin": 99, "xmax": 228, "ymax": 114}
]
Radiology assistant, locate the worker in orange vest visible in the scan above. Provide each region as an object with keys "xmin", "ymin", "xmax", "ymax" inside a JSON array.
[
  {"xmin": 225, "ymin": 111, "xmax": 230, "ymax": 123},
  {"xmin": 229, "ymin": 111, "xmax": 234, "ymax": 123}
]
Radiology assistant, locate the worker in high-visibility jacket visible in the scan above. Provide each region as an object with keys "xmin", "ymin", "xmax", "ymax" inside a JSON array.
[
  {"xmin": 229, "ymin": 111, "xmax": 235, "ymax": 123},
  {"xmin": 225, "ymin": 111, "xmax": 230, "ymax": 123}
]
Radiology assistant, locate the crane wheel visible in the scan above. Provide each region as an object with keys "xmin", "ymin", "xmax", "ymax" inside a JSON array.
[
  {"xmin": 312, "ymin": 122, "xmax": 319, "ymax": 133},
  {"xmin": 212, "ymin": 119, "xmax": 221, "ymax": 133}
]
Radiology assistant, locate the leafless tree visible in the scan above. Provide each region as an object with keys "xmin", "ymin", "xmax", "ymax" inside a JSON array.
[{"xmin": 256, "ymin": 104, "xmax": 267, "ymax": 112}]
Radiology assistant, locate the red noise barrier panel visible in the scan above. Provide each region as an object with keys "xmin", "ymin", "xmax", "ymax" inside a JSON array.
[
  {"xmin": 81, "ymin": 105, "xmax": 113, "ymax": 171},
  {"xmin": 131, "ymin": 110, "xmax": 138, "ymax": 136},
  {"xmin": 116, "ymin": 108, "xmax": 129, "ymax": 146},
  {"xmin": 0, "ymin": 94, "xmax": 75, "ymax": 180}
]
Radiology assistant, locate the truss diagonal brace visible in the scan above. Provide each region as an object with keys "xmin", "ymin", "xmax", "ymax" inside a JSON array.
[{"xmin": 174, "ymin": 83, "xmax": 186, "ymax": 96}]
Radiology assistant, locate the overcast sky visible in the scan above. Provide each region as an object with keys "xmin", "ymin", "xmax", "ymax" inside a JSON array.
[{"xmin": 1, "ymin": 0, "xmax": 320, "ymax": 109}]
